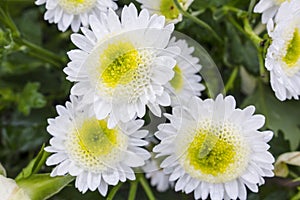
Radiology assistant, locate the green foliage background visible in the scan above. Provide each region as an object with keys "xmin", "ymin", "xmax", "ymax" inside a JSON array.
[{"xmin": 0, "ymin": 0, "xmax": 300, "ymax": 199}]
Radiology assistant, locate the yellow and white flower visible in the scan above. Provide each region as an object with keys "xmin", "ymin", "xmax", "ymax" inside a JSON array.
[
  {"xmin": 265, "ymin": 0, "xmax": 300, "ymax": 101},
  {"xmin": 45, "ymin": 96, "xmax": 150, "ymax": 196},
  {"xmin": 154, "ymin": 95, "xmax": 274, "ymax": 200},
  {"xmin": 254, "ymin": 0, "xmax": 287, "ymax": 24},
  {"xmin": 166, "ymin": 38, "xmax": 205, "ymax": 106},
  {"xmin": 136, "ymin": 0, "xmax": 194, "ymax": 24},
  {"xmin": 35, "ymin": 0, "xmax": 117, "ymax": 32},
  {"xmin": 64, "ymin": 4, "xmax": 180, "ymax": 128}
]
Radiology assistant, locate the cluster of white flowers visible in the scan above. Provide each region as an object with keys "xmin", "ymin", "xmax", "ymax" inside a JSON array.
[
  {"xmin": 37, "ymin": 1, "xmax": 275, "ymax": 199},
  {"xmin": 255, "ymin": 0, "xmax": 300, "ymax": 101}
]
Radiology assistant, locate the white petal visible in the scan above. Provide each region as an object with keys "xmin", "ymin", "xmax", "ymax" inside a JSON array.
[
  {"xmin": 102, "ymin": 170, "xmax": 120, "ymax": 186},
  {"xmin": 123, "ymin": 151, "xmax": 145, "ymax": 167}
]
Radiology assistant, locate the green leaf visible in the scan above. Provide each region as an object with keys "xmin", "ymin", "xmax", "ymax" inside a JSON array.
[
  {"xmin": 17, "ymin": 82, "xmax": 46, "ymax": 115},
  {"xmin": 291, "ymin": 190, "xmax": 300, "ymax": 200},
  {"xmin": 243, "ymin": 83, "xmax": 300, "ymax": 150},
  {"xmin": 224, "ymin": 22, "xmax": 259, "ymax": 72},
  {"xmin": 15, "ymin": 144, "xmax": 49, "ymax": 181},
  {"xmin": 0, "ymin": 87, "xmax": 15, "ymax": 110},
  {"xmin": 17, "ymin": 174, "xmax": 74, "ymax": 200}
]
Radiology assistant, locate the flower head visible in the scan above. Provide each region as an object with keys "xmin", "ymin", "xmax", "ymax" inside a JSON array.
[
  {"xmin": 45, "ymin": 96, "xmax": 150, "ymax": 196},
  {"xmin": 35, "ymin": 0, "xmax": 117, "ymax": 32},
  {"xmin": 136, "ymin": 0, "xmax": 194, "ymax": 24},
  {"xmin": 265, "ymin": 0, "xmax": 300, "ymax": 101},
  {"xmin": 64, "ymin": 4, "xmax": 180, "ymax": 127},
  {"xmin": 166, "ymin": 38, "xmax": 205, "ymax": 105},
  {"xmin": 154, "ymin": 95, "xmax": 274, "ymax": 200}
]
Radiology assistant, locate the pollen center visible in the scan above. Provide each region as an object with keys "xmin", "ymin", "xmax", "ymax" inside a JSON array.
[
  {"xmin": 58, "ymin": 0, "xmax": 97, "ymax": 14},
  {"xmin": 66, "ymin": 118, "xmax": 128, "ymax": 172},
  {"xmin": 169, "ymin": 65, "xmax": 183, "ymax": 92},
  {"xmin": 89, "ymin": 40, "xmax": 154, "ymax": 103},
  {"xmin": 78, "ymin": 119, "xmax": 117, "ymax": 156},
  {"xmin": 160, "ymin": 0, "xmax": 181, "ymax": 20},
  {"xmin": 177, "ymin": 120, "xmax": 250, "ymax": 183},
  {"xmin": 187, "ymin": 130, "xmax": 235, "ymax": 176},
  {"xmin": 100, "ymin": 42, "xmax": 140, "ymax": 88},
  {"xmin": 283, "ymin": 28, "xmax": 300, "ymax": 67}
]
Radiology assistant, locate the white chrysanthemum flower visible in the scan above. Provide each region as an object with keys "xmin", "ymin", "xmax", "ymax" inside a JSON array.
[
  {"xmin": 35, "ymin": 0, "xmax": 117, "ymax": 32},
  {"xmin": 136, "ymin": 0, "xmax": 194, "ymax": 24},
  {"xmin": 154, "ymin": 95, "xmax": 274, "ymax": 200},
  {"xmin": 166, "ymin": 38, "xmax": 205, "ymax": 106},
  {"xmin": 265, "ymin": 0, "xmax": 300, "ymax": 101},
  {"xmin": 45, "ymin": 96, "xmax": 150, "ymax": 196},
  {"xmin": 64, "ymin": 4, "xmax": 180, "ymax": 128},
  {"xmin": 143, "ymin": 158, "xmax": 173, "ymax": 192},
  {"xmin": 253, "ymin": 0, "xmax": 287, "ymax": 24}
]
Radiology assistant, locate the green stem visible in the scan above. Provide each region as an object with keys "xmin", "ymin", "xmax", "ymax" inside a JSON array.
[
  {"xmin": 243, "ymin": 18, "xmax": 263, "ymax": 48},
  {"xmin": 227, "ymin": 15, "xmax": 246, "ymax": 35},
  {"xmin": 243, "ymin": 18, "xmax": 266, "ymax": 77},
  {"xmin": 128, "ymin": 181, "xmax": 138, "ymax": 200},
  {"xmin": 248, "ymin": 0, "xmax": 256, "ymax": 18},
  {"xmin": 224, "ymin": 66, "xmax": 239, "ymax": 93},
  {"xmin": 258, "ymin": 49, "xmax": 266, "ymax": 77},
  {"xmin": 106, "ymin": 182, "xmax": 123, "ymax": 200},
  {"xmin": 139, "ymin": 175, "xmax": 155, "ymax": 200},
  {"xmin": 0, "ymin": 3, "xmax": 64, "ymax": 67},
  {"xmin": 19, "ymin": 38, "xmax": 64, "ymax": 68},
  {"xmin": 223, "ymin": 6, "xmax": 248, "ymax": 17},
  {"xmin": 0, "ymin": 4, "xmax": 20, "ymax": 37},
  {"xmin": 173, "ymin": 0, "xmax": 223, "ymax": 43},
  {"xmin": 228, "ymin": 15, "xmax": 266, "ymax": 77}
]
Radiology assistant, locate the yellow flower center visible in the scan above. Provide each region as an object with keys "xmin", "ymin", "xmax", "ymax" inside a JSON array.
[
  {"xmin": 187, "ymin": 130, "xmax": 235, "ymax": 176},
  {"xmin": 160, "ymin": 0, "xmax": 181, "ymax": 20},
  {"xmin": 276, "ymin": 0, "xmax": 289, "ymax": 4},
  {"xmin": 283, "ymin": 28, "xmax": 300, "ymax": 67},
  {"xmin": 169, "ymin": 65, "xmax": 184, "ymax": 92},
  {"xmin": 66, "ymin": 118, "xmax": 128, "ymax": 172},
  {"xmin": 58, "ymin": 0, "xmax": 97, "ymax": 14},
  {"xmin": 176, "ymin": 120, "xmax": 250, "ymax": 183},
  {"xmin": 100, "ymin": 42, "xmax": 140, "ymax": 88},
  {"xmin": 77, "ymin": 119, "xmax": 117, "ymax": 156}
]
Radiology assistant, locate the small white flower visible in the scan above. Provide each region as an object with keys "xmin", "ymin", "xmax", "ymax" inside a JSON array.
[
  {"xmin": 253, "ymin": 0, "xmax": 287, "ymax": 24},
  {"xmin": 265, "ymin": 0, "xmax": 300, "ymax": 101},
  {"xmin": 45, "ymin": 96, "xmax": 150, "ymax": 196},
  {"xmin": 143, "ymin": 158, "xmax": 173, "ymax": 192},
  {"xmin": 154, "ymin": 95, "xmax": 274, "ymax": 200},
  {"xmin": 64, "ymin": 4, "xmax": 180, "ymax": 128},
  {"xmin": 35, "ymin": 0, "xmax": 117, "ymax": 32},
  {"xmin": 166, "ymin": 38, "xmax": 205, "ymax": 106},
  {"xmin": 0, "ymin": 175, "xmax": 30, "ymax": 200},
  {"xmin": 136, "ymin": 0, "xmax": 194, "ymax": 24}
]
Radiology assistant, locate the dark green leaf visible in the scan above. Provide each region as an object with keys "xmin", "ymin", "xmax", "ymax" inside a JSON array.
[
  {"xmin": 17, "ymin": 82, "xmax": 46, "ymax": 115},
  {"xmin": 15, "ymin": 144, "xmax": 49, "ymax": 181},
  {"xmin": 243, "ymin": 84, "xmax": 300, "ymax": 150}
]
